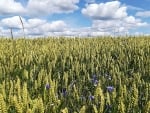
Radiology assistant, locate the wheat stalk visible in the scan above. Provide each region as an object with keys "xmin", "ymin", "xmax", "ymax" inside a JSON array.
[
  {"xmin": 10, "ymin": 28, "xmax": 13, "ymax": 40},
  {"xmin": 19, "ymin": 16, "xmax": 25, "ymax": 39}
]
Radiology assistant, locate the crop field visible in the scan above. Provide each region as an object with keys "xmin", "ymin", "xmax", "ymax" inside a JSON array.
[{"xmin": 0, "ymin": 37, "xmax": 150, "ymax": 113}]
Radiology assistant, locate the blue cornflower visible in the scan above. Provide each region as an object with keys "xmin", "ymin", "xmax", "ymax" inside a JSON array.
[
  {"xmin": 91, "ymin": 74, "xmax": 98, "ymax": 86},
  {"xmin": 62, "ymin": 88, "xmax": 67, "ymax": 96},
  {"xmin": 106, "ymin": 86, "xmax": 114, "ymax": 92},
  {"xmin": 93, "ymin": 80, "xmax": 98, "ymax": 86},
  {"xmin": 92, "ymin": 74, "xmax": 97, "ymax": 80},
  {"xmin": 89, "ymin": 95, "xmax": 94, "ymax": 101},
  {"xmin": 45, "ymin": 84, "xmax": 50, "ymax": 90}
]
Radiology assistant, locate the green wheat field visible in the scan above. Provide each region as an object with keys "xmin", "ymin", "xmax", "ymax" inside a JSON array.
[{"xmin": 0, "ymin": 36, "xmax": 150, "ymax": 113}]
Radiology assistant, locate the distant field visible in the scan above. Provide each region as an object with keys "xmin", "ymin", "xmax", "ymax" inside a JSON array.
[{"xmin": 0, "ymin": 37, "xmax": 150, "ymax": 113}]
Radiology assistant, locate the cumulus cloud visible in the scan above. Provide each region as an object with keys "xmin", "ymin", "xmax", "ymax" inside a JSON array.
[
  {"xmin": 136, "ymin": 11, "xmax": 150, "ymax": 18},
  {"xmin": 0, "ymin": 0, "xmax": 79, "ymax": 16},
  {"xmin": 124, "ymin": 16, "xmax": 148, "ymax": 27},
  {"xmin": 82, "ymin": 1, "xmax": 127, "ymax": 20},
  {"xmin": 91, "ymin": 20, "xmax": 129, "ymax": 35},
  {"xmin": 40, "ymin": 21, "xmax": 67, "ymax": 32},
  {"xmin": 27, "ymin": 20, "xmax": 67, "ymax": 36},
  {"xmin": 0, "ymin": 0, "xmax": 25, "ymax": 15},
  {"xmin": 0, "ymin": 26, "xmax": 12, "ymax": 37},
  {"xmin": 81, "ymin": 1, "xmax": 148, "ymax": 35},
  {"xmin": 0, "ymin": 16, "xmax": 68, "ymax": 37},
  {"xmin": 26, "ymin": 19, "xmax": 47, "ymax": 28},
  {"xmin": 91, "ymin": 17, "xmax": 148, "ymax": 35},
  {"xmin": 0, "ymin": 16, "xmax": 24, "ymax": 29},
  {"xmin": 27, "ymin": 0, "xmax": 79, "ymax": 15},
  {"xmin": 44, "ymin": 27, "xmax": 111, "ymax": 37}
]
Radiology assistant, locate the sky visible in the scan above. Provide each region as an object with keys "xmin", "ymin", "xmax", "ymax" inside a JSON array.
[{"xmin": 0, "ymin": 0, "xmax": 150, "ymax": 37}]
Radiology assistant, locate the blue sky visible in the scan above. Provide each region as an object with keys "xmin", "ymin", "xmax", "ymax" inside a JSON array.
[{"xmin": 0, "ymin": 0, "xmax": 150, "ymax": 37}]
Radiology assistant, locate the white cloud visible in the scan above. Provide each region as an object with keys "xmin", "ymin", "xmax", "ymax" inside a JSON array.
[
  {"xmin": 81, "ymin": 1, "xmax": 148, "ymax": 36},
  {"xmin": 0, "ymin": 27, "xmax": 11, "ymax": 37},
  {"xmin": 27, "ymin": 20, "xmax": 67, "ymax": 36},
  {"xmin": 91, "ymin": 20, "xmax": 128, "ymax": 35},
  {"xmin": 26, "ymin": 0, "xmax": 79, "ymax": 16},
  {"xmin": 0, "ymin": 16, "xmax": 23, "ymax": 28},
  {"xmin": 91, "ymin": 16, "xmax": 148, "ymax": 35},
  {"xmin": 0, "ymin": 0, "xmax": 25, "ymax": 15},
  {"xmin": 82, "ymin": 1, "xmax": 127, "ymax": 20},
  {"xmin": 26, "ymin": 19, "xmax": 47, "ymax": 28},
  {"xmin": 0, "ymin": 16, "xmax": 68, "ymax": 37},
  {"xmin": 124, "ymin": 16, "xmax": 148, "ymax": 27},
  {"xmin": 136, "ymin": 11, "xmax": 150, "ymax": 18},
  {"xmin": 40, "ymin": 21, "xmax": 67, "ymax": 32},
  {"xmin": 0, "ymin": 0, "xmax": 79, "ymax": 16},
  {"xmin": 45, "ymin": 27, "xmax": 111, "ymax": 37}
]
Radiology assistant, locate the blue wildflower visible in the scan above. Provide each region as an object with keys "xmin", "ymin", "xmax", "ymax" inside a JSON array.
[
  {"xmin": 45, "ymin": 84, "xmax": 50, "ymax": 90},
  {"xmin": 62, "ymin": 88, "xmax": 67, "ymax": 96},
  {"xmin": 93, "ymin": 80, "xmax": 98, "ymax": 86},
  {"xmin": 93, "ymin": 74, "xmax": 97, "ymax": 80},
  {"xmin": 89, "ymin": 95, "xmax": 94, "ymax": 101},
  {"xmin": 91, "ymin": 74, "xmax": 98, "ymax": 86},
  {"xmin": 106, "ymin": 86, "xmax": 114, "ymax": 92}
]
